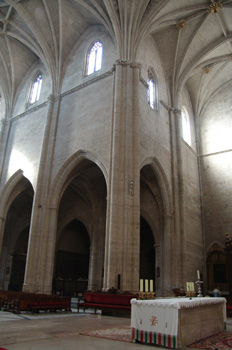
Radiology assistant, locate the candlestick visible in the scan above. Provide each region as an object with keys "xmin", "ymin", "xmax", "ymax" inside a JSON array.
[
  {"xmin": 140, "ymin": 279, "xmax": 143, "ymax": 292},
  {"xmin": 145, "ymin": 279, "xmax": 148, "ymax": 292},
  {"xmin": 150, "ymin": 279, "xmax": 153, "ymax": 292},
  {"xmin": 195, "ymin": 280, "xmax": 203, "ymax": 297}
]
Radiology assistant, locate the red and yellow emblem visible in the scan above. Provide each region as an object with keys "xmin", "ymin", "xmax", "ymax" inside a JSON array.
[{"xmin": 150, "ymin": 316, "xmax": 158, "ymax": 326}]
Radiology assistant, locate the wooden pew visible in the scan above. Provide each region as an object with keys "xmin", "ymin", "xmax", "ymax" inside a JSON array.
[{"xmin": 0, "ymin": 290, "xmax": 71, "ymax": 313}]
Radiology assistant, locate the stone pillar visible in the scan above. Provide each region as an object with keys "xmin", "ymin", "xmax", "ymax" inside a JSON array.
[
  {"xmin": 23, "ymin": 95, "xmax": 61, "ymax": 293},
  {"xmin": 225, "ymin": 237, "xmax": 232, "ymax": 296},
  {"xmin": 0, "ymin": 216, "xmax": 5, "ymax": 260},
  {"xmin": 103, "ymin": 61, "xmax": 140, "ymax": 293},
  {"xmin": 39, "ymin": 207, "xmax": 58, "ymax": 294},
  {"xmin": 168, "ymin": 107, "xmax": 186, "ymax": 287},
  {"xmin": 0, "ymin": 118, "xmax": 11, "ymax": 186},
  {"xmin": 87, "ymin": 209, "xmax": 106, "ymax": 291}
]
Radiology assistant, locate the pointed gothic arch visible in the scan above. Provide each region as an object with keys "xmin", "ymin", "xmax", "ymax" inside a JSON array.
[
  {"xmin": 0, "ymin": 172, "xmax": 34, "ymax": 291},
  {"xmin": 49, "ymin": 150, "xmax": 108, "ymax": 209},
  {"xmin": 46, "ymin": 151, "xmax": 108, "ymax": 295},
  {"xmin": 206, "ymin": 243, "xmax": 228, "ymax": 293},
  {"xmin": 140, "ymin": 158, "xmax": 172, "ymax": 296}
]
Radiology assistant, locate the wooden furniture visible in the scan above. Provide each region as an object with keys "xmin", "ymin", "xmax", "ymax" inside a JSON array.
[
  {"xmin": 17, "ymin": 295, "xmax": 71, "ymax": 313},
  {"xmin": 131, "ymin": 297, "xmax": 226, "ymax": 349},
  {"xmin": 78, "ymin": 291, "xmax": 137, "ymax": 314},
  {"xmin": 52, "ymin": 278, "xmax": 88, "ymax": 296},
  {"xmin": 226, "ymin": 296, "xmax": 232, "ymax": 317},
  {"xmin": 0, "ymin": 290, "xmax": 71, "ymax": 313}
]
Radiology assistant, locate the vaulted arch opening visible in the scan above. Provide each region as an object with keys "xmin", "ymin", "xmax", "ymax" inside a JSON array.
[
  {"xmin": 0, "ymin": 177, "xmax": 34, "ymax": 291},
  {"xmin": 140, "ymin": 217, "xmax": 155, "ymax": 282},
  {"xmin": 206, "ymin": 244, "xmax": 229, "ymax": 294},
  {"xmin": 140, "ymin": 164, "xmax": 165, "ymax": 295},
  {"xmin": 54, "ymin": 220, "xmax": 90, "ymax": 296},
  {"xmin": 53, "ymin": 159, "xmax": 107, "ymax": 296}
]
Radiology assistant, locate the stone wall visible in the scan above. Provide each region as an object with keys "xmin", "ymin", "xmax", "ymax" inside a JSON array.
[
  {"xmin": 200, "ymin": 84, "xmax": 232, "ymax": 254},
  {"xmin": 0, "ymin": 22, "xmax": 214, "ymax": 295}
]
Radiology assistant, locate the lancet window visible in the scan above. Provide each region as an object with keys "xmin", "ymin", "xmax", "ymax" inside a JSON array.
[
  {"xmin": 87, "ymin": 41, "xmax": 103, "ymax": 75},
  {"xmin": 147, "ymin": 68, "xmax": 158, "ymax": 110},
  {"xmin": 29, "ymin": 73, "xmax": 43, "ymax": 104},
  {"xmin": 181, "ymin": 106, "xmax": 191, "ymax": 146}
]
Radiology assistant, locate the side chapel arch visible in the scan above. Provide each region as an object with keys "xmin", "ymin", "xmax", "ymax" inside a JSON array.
[
  {"xmin": 48, "ymin": 151, "xmax": 108, "ymax": 295},
  {"xmin": 206, "ymin": 243, "xmax": 229, "ymax": 293},
  {"xmin": 140, "ymin": 158, "xmax": 172, "ymax": 296},
  {"xmin": 0, "ymin": 171, "xmax": 34, "ymax": 291}
]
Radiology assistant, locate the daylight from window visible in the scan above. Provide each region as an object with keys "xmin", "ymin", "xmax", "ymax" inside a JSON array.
[
  {"xmin": 148, "ymin": 79, "xmax": 155, "ymax": 109},
  {"xmin": 181, "ymin": 106, "xmax": 191, "ymax": 146},
  {"xmin": 87, "ymin": 41, "xmax": 102, "ymax": 75},
  {"xmin": 30, "ymin": 74, "xmax": 43, "ymax": 104},
  {"xmin": 8, "ymin": 150, "xmax": 34, "ymax": 182}
]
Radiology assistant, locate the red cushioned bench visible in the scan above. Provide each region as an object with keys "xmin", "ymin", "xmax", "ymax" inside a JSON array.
[
  {"xmin": 78, "ymin": 291, "xmax": 137, "ymax": 314},
  {"xmin": 27, "ymin": 301, "xmax": 71, "ymax": 312},
  {"xmin": 0, "ymin": 291, "xmax": 71, "ymax": 313},
  {"xmin": 226, "ymin": 296, "xmax": 232, "ymax": 317},
  {"xmin": 227, "ymin": 305, "xmax": 232, "ymax": 317},
  {"xmin": 16, "ymin": 295, "xmax": 71, "ymax": 313}
]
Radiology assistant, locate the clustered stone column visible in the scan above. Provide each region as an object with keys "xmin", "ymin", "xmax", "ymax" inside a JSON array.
[
  {"xmin": 168, "ymin": 106, "xmax": 186, "ymax": 289},
  {"xmin": 103, "ymin": 60, "xmax": 140, "ymax": 293},
  {"xmin": 23, "ymin": 95, "xmax": 61, "ymax": 294}
]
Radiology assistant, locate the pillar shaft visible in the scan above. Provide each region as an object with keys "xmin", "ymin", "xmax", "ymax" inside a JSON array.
[
  {"xmin": 169, "ymin": 108, "xmax": 185, "ymax": 287},
  {"xmin": 23, "ymin": 95, "xmax": 60, "ymax": 293},
  {"xmin": 104, "ymin": 61, "xmax": 140, "ymax": 292}
]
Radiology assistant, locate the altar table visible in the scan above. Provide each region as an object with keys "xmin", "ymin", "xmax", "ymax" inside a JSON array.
[{"xmin": 131, "ymin": 297, "xmax": 226, "ymax": 349}]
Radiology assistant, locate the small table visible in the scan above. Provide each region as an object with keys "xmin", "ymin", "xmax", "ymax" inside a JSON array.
[{"xmin": 131, "ymin": 297, "xmax": 226, "ymax": 348}]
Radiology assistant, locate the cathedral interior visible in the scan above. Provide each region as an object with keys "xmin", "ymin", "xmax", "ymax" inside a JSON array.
[{"xmin": 0, "ymin": 0, "xmax": 231, "ymax": 298}]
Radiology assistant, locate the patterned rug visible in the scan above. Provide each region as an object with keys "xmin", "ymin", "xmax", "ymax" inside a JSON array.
[
  {"xmin": 80, "ymin": 327, "xmax": 232, "ymax": 349},
  {"xmin": 80, "ymin": 325, "xmax": 132, "ymax": 343},
  {"xmin": 188, "ymin": 331, "xmax": 232, "ymax": 350}
]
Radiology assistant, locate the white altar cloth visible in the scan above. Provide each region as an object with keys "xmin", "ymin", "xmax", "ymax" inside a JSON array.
[{"xmin": 131, "ymin": 297, "xmax": 226, "ymax": 348}]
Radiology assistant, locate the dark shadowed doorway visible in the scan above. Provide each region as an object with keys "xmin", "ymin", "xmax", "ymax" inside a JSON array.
[{"xmin": 140, "ymin": 217, "xmax": 155, "ymax": 285}]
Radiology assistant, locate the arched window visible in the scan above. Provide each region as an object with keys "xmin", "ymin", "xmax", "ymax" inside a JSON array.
[
  {"xmin": 181, "ymin": 106, "xmax": 191, "ymax": 146},
  {"xmin": 147, "ymin": 68, "xmax": 157, "ymax": 110},
  {"xmin": 87, "ymin": 41, "xmax": 103, "ymax": 75},
  {"xmin": 29, "ymin": 73, "xmax": 43, "ymax": 104}
]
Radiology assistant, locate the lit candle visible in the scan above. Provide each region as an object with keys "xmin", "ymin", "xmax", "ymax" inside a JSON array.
[
  {"xmin": 145, "ymin": 279, "xmax": 148, "ymax": 292},
  {"xmin": 197, "ymin": 270, "xmax": 200, "ymax": 280},
  {"xmin": 140, "ymin": 279, "xmax": 143, "ymax": 292},
  {"xmin": 150, "ymin": 279, "xmax": 153, "ymax": 292}
]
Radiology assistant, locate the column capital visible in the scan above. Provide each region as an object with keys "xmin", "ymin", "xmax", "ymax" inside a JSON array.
[
  {"xmin": 114, "ymin": 59, "xmax": 142, "ymax": 70},
  {"xmin": 160, "ymin": 100, "xmax": 181, "ymax": 116},
  {"xmin": 173, "ymin": 108, "xmax": 182, "ymax": 117},
  {"xmin": 47, "ymin": 94, "xmax": 62, "ymax": 103},
  {"xmin": 0, "ymin": 118, "xmax": 9, "ymax": 126}
]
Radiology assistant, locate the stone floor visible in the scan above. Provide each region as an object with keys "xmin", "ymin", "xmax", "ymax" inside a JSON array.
[{"xmin": 0, "ymin": 307, "xmax": 231, "ymax": 350}]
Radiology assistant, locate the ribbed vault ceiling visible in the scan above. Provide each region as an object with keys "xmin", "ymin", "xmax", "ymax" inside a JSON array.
[{"xmin": 0, "ymin": 0, "xmax": 231, "ymax": 118}]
